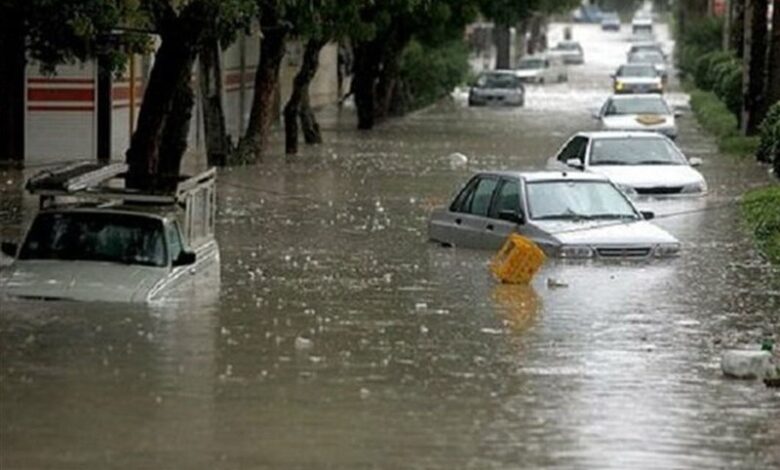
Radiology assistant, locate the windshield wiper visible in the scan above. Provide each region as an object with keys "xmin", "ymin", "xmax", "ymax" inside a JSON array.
[
  {"xmin": 636, "ymin": 160, "xmax": 675, "ymax": 165},
  {"xmin": 589, "ymin": 214, "xmax": 638, "ymax": 220},
  {"xmin": 591, "ymin": 160, "xmax": 629, "ymax": 165}
]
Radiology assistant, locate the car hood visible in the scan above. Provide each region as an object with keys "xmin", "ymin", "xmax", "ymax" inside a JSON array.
[
  {"xmin": 602, "ymin": 114, "xmax": 675, "ymax": 130},
  {"xmin": 0, "ymin": 260, "xmax": 167, "ymax": 302},
  {"xmin": 535, "ymin": 219, "xmax": 677, "ymax": 245},
  {"xmin": 617, "ymin": 77, "xmax": 661, "ymax": 85},
  {"xmin": 514, "ymin": 69, "xmax": 542, "ymax": 78},
  {"xmin": 589, "ymin": 164, "xmax": 704, "ymax": 188}
]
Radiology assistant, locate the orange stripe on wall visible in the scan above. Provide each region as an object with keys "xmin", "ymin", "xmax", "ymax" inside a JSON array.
[
  {"xmin": 28, "ymin": 88, "xmax": 94, "ymax": 102},
  {"xmin": 112, "ymin": 85, "xmax": 144, "ymax": 101}
]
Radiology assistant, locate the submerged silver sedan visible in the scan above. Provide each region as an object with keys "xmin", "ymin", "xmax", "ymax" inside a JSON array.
[{"xmin": 428, "ymin": 171, "xmax": 680, "ymax": 258}]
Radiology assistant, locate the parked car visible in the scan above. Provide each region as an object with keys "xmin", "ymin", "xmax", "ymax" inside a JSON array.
[
  {"xmin": 469, "ymin": 71, "xmax": 525, "ymax": 107},
  {"xmin": 514, "ymin": 54, "xmax": 567, "ymax": 84},
  {"xmin": 549, "ymin": 41, "xmax": 585, "ymax": 65},
  {"xmin": 0, "ymin": 163, "xmax": 220, "ymax": 302},
  {"xmin": 428, "ymin": 171, "xmax": 680, "ymax": 258},
  {"xmin": 601, "ymin": 12, "xmax": 621, "ymax": 31},
  {"xmin": 628, "ymin": 42, "xmax": 666, "ymax": 60},
  {"xmin": 546, "ymin": 131, "xmax": 707, "ymax": 197},
  {"xmin": 572, "ymin": 5, "xmax": 603, "ymax": 23},
  {"xmin": 628, "ymin": 50, "xmax": 668, "ymax": 82},
  {"xmin": 612, "ymin": 64, "xmax": 664, "ymax": 94},
  {"xmin": 595, "ymin": 94, "xmax": 679, "ymax": 139}
]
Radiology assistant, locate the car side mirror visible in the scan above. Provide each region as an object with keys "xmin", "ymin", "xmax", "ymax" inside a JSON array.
[
  {"xmin": 1, "ymin": 242, "xmax": 18, "ymax": 258},
  {"xmin": 566, "ymin": 158, "xmax": 584, "ymax": 169},
  {"xmin": 688, "ymin": 157, "xmax": 703, "ymax": 167},
  {"xmin": 640, "ymin": 211, "xmax": 655, "ymax": 220},
  {"xmin": 591, "ymin": 109, "xmax": 601, "ymax": 119},
  {"xmin": 498, "ymin": 210, "xmax": 525, "ymax": 225},
  {"xmin": 173, "ymin": 251, "xmax": 197, "ymax": 266}
]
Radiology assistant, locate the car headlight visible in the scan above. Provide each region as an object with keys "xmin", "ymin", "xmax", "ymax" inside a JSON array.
[
  {"xmin": 615, "ymin": 81, "xmax": 624, "ymax": 90},
  {"xmin": 680, "ymin": 181, "xmax": 707, "ymax": 193},
  {"xmin": 654, "ymin": 243, "xmax": 681, "ymax": 257},
  {"xmin": 559, "ymin": 245, "xmax": 594, "ymax": 258}
]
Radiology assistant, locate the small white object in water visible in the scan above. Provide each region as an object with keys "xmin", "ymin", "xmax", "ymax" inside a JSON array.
[
  {"xmin": 449, "ymin": 152, "xmax": 469, "ymax": 168},
  {"xmin": 721, "ymin": 350, "xmax": 774, "ymax": 379},
  {"xmin": 420, "ymin": 325, "xmax": 429, "ymax": 335},
  {"xmin": 415, "ymin": 302, "xmax": 428, "ymax": 311},
  {"xmin": 360, "ymin": 388, "xmax": 371, "ymax": 399},
  {"xmin": 294, "ymin": 336, "xmax": 313, "ymax": 350},
  {"xmin": 546, "ymin": 278, "xmax": 569, "ymax": 289}
]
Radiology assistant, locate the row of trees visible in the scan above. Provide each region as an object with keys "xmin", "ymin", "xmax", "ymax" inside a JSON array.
[
  {"xmin": 677, "ymin": 0, "xmax": 780, "ymax": 135},
  {"xmin": 0, "ymin": 0, "xmax": 578, "ymax": 187}
]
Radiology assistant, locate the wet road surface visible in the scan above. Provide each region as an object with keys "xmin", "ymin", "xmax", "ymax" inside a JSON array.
[{"xmin": 1, "ymin": 22, "xmax": 779, "ymax": 469}]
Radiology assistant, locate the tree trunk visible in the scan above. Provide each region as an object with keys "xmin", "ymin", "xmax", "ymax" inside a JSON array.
[
  {"xmin": 157, "ymin": 73, "xmax": 195, "ymax": 184},
  {"xmin": 199, "ymin": 39, "xmax": 231, "ymax": 167},
  {"xmin": 741, "ymin": 0, "xmax": 769, "ymax": 135},
  {"xmin": 0, "ymin": 6, "xmax": 26, "ymax": 164},
  {"xmin": 766, "ymin": 0, "xmax": 780, "ymax": 105},
  {"xmin": 284, "ymin": 38, "xmax": 325, "ymax": 155},
  {"xmin": 126, "ymin": 32, "xmax": 197, "ymax": 187},
  {"xmin": 375, "ymin": 48, "xmax": 403, "ymax": 119},
  {"xmin": 235, "ymin": 10, "xmax": 287, "ymax": 163},
  {"xmin": 494, "ymin": 24, "xmax": 511, "ymax": 69},
  {"xmin": 352, "ymin": 39, "xmax": 381, "ymax": 130},
  {"xmin": 299, "ymin": 88, "xmax": 322, "ymax": 144},
  {"xmin": 731, "ymin": 0, "xmax": 745, "ymax": 56}
]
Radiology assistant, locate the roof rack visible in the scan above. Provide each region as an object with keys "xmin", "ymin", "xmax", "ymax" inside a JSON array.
[{"xmin": 27, "ymin": 161, "xmax": 217, "ymax": 208}]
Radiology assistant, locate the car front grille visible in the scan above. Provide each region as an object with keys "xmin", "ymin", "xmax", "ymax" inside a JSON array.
[
  {"xmin": 635, "ymin": 186, "xmax": 683, "ymax": 195},
  {"xmin": 596, "ymin": 246, "xmax": 652, "ymax": 258}
]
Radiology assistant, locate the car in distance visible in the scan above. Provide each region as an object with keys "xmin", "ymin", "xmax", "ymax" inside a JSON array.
[
  {"xmin": 428, "ymin": 171, "xmax": 680, "ymax": 258},
  {"xmin": 549, "ymin": 41, "xmax": 585, "ymax": 65},
  {"xmin": 631, "ymin": 13, "xmax": 653, "ymax": 36},
  {"xmin": 547, "ymin": 132, "xmax": 707, "ymax": 197},
  {"xmin": 572, "ymin": 4, "xmax": 603, "ymax": 23},
  {"xmin": 0, "ymin": 163, "xmax": 220, "ymax": 302},
  {"xmin": 601, "ymin": 12, "xmax": 621, "ymax": 31},
  {"xmin": 612, "ymin": 64, "xmax": 663, "ymax": 94},
  {"xmin": 628, "ymin": 50, "xmax": 668, "ymax": 83},
  {"xmin": 595, "ymin": 94, "xmax": 679, "ymax": 139},
  {"xmin": 514, "ymin": 55, "xmax": 567, "ymax": 84},
  {"xmin": 469, "ymin": 71, "xmax": 525, "ymax": 107},
  {"xmin": 628, "ymin": 42, "xmax": 666, "ymax": 60}
]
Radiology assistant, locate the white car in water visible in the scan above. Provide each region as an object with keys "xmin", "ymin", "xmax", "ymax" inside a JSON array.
[
  {"xmin": 468, "ymin": 71, "xmax": 525, "ymax": 107},
  {"xmin": 612, "ymin": 64, "xmax": 664, "ymax": 94},
  {"xmin": 595, "ymin": 94, "xmax": 679, "ymax": 139},
  {"xmin": 514, "ymin": 55, "xmax": 567, "ymax": 84},
  {"xmin": 428, "ymin": 171, "xmax": 680, "ymax": 258},
  {"xmin": 547, "ymin": 131, "xmax": 707, "ymax": 197},
  {"xmin": 0, "ymin": 163, "xmax": 220, "ymax": 302}
]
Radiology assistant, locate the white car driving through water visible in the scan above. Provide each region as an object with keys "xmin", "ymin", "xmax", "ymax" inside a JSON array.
[
  {"xmin": 547, "ymin": 132, "xmax": 707, "ymax": 197},
  {"xmin": 468, "ymin": 71, "xmax": 525, "ymax": 107},
  {"xmin": 612, "ymin": 64, "xmax": 664, "ymax": 94},
  {"xmin": 514, "ymin": 55, "xmax": 567, "ymax": 84},
  {"xmin": 428, "ymin": 171, "xmax": 680, "ymax": 258},
  {"xmin": 0, "ymin": 163, "xmax": 220, "ymax": 302},
  {"xmin": 595, "ymin": 94, "xmax": 679, "ymax": 139}
]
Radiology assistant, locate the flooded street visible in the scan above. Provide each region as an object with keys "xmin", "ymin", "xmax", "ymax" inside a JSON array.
[{"xmin": 2, "ymin": 23, "xmax": 780, "ymax": 469}]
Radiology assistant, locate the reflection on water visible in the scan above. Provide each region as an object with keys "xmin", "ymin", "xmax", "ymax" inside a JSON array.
[{"xmin": 1, "ymin": 21, "xmax": 779, "ymax": 470}]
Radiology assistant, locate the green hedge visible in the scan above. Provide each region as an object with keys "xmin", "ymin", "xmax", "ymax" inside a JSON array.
[
  {"xmin": 689, "ymin": 89, "xmax": 738, "ymax": 137},
  {"xmin": 742, "ymin": 186, "xmax": 780, "ymax": 264},
  {"xmin": 398, "ymin": 39, "xmax": 470, "ymax": 112},
  {"xmin": 757, "ymin": 102, "xmax": 780, "ymax": 168}
]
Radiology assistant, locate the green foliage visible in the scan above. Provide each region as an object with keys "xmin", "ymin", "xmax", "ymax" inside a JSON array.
[
  {"xmin": 693, "ymin": 51, "xmax": 731, "ymax": 90},
  {"xmin": 689, "ymin": 89, "xmax": 738, "ymax": 137},
  {"xmin": 742, "ymin": 186, "xmax": 780, "ymax": 264},
  {"xmin": 757, "ymin": 102, "xmax": 780, "ymax": 165},
  {"xmin": 676, "ymin": 16, "xmax": 723, "ymax": 78},
  {"xmin": 399, "ymin": 39, "xmax": 469, "ymax": 110},
  {"xmin": 719, "ymin": 136, "xmax": 759, "ymax": 157}
]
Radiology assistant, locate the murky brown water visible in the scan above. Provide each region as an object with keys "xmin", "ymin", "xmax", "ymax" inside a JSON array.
[{"xmin": 2, "ymin": 23, "xmax": 779, "ymax": 469}]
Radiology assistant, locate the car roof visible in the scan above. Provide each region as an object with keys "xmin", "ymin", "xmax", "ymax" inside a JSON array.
[
  {"xmin": 576, "ymin": 131, "xmax": 670, "ymax": 140},
  {"xmin": 607, "ymin": 93, "xmax": 666, "ymax": 101},
  {"xmin": 477, "ymin": 170, "xmax": 610, "ymax": 183},
  {"xmin": 40, "ymin": 205, "xmax": 173, "ymax": 221}
]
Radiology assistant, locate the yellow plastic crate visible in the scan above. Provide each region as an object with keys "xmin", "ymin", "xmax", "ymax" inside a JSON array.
[{"xmin": 490, "ymin": 234, "xmax": 546, "ymax": 284}]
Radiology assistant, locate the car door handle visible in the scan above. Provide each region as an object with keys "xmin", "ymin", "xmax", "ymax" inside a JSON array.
[{"xmin": 486, "ymin": 224, "xmax": 494, "ymax": 231}]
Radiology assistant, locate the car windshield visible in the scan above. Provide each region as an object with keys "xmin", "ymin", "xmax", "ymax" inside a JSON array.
[
  {"xmin": 590, "ymin": 137, "xmax": 686, "ymax": 166},
  {"xmin": 617, "ymin": 65, "xmax": 657, "ymax": 77},
  {"xmin": 604, "ymin": 97, "xmax": 670, "ymax": 115},
  {"xmin": 527, "ymin": 181, "xmax": 638, "ymax": 220},
  {"xmin": 629, "ymin": 52, "xmax": 664, "ymax": 64},
  {"xmin": 632, "ymin": 45, "xmax": 662, "ymax": 55},
  {"xmin": 602, "ymin": 13, "xmax": 619, "ymax": 20},
  {"xmin": 518, "ymin": 59, "xmax": 545, "ymax": 70},
  {"xmin": 556, "ymin": 42, "xmax": 580, "ymax": 51},
  {"xmin": 19, "ymin": 212, "xmax": 167, "ymax": 267},
  {"xmin": 476, "ymin": 73, "xmax": 520, "ymax": 89}
]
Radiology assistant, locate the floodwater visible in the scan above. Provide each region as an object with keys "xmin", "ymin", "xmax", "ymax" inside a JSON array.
[{"xmin": 2, "ymin": 23, "xmax": 780, "ymax": 469}]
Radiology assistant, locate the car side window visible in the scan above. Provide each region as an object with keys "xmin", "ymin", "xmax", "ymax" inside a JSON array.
[
  {"xmin": 557, "ymin": 136, "xmax": 588, "ymax": 162},
  {"xmin": 450, "ymin": 177, "xmax": 479, "ymax": 212},
  {"xmin": 489, "ymin": 179, "xmax": 522, "ymax": 219},
  {"xmin": 468, "ymin": 177, "xmax": 499, "ymax": 217},
  {"xmin": 167, "ymin": 221, "xmax": 184, "ymax": 264}
]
